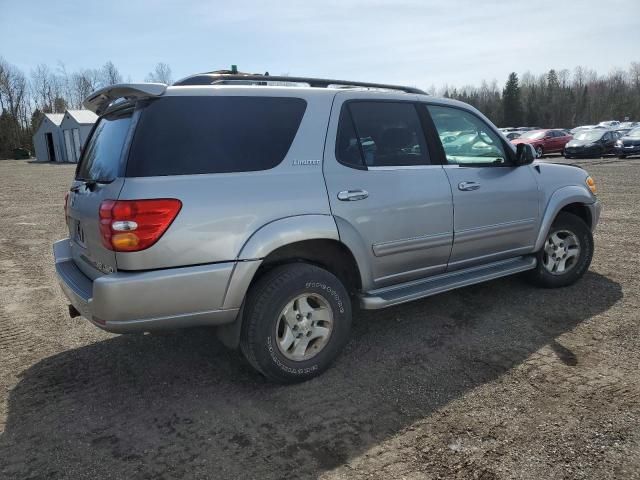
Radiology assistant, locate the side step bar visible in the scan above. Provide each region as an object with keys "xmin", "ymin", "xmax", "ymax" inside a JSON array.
[{"xmin": 359, "ymin": 256, "xmax": 537, "ymax": 310}]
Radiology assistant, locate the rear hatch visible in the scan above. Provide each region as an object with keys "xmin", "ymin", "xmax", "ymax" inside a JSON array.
[{"xmin": 67, "ymin": 107, "xmax": 134, "ymax": 279}]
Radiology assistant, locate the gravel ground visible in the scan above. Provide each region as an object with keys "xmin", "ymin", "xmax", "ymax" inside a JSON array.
[{"xmin": 0, "ymin": 157, "xmax": 638, "ymax": 480}]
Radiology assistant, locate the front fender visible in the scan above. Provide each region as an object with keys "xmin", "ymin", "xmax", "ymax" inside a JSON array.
[{"xmin": 534, "ymin": 185, "xmax": 597, "ymax": 251}]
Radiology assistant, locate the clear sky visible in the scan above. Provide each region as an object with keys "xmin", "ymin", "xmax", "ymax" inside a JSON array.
[{"xmin": 1, "ymin": 0, "xmax": 639, "ymax": 89}]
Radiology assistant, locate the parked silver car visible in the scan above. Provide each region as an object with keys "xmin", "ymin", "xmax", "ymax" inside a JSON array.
[{"xmin": 54, "ymin": 74, "xmax": 601, "ymax": 383}]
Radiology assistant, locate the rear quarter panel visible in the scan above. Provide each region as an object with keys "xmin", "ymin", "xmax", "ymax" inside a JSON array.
[{"xmin": 116, "ymin": 88, "xmax": 334, "ymax": 270}]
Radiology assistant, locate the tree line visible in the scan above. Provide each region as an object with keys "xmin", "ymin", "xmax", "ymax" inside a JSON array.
[
  {"xmin": 0, "ymin": 58, "xmax": 172, "ymax": 158},
  {"xmin": 1, "ymin": 58, "xmax": 639, "ymax": 159},
  {"xmin": 440, "ymin": 63, "xmax": 640, "ymax": 128}
]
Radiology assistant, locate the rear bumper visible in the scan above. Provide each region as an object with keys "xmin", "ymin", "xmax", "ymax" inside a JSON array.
[{"xmin": 53, "ymin": 239, "xmax": 247, "ymax": 333}]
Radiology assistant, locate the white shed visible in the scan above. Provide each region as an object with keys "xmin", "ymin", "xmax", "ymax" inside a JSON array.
[
  {"xmin": 32, "ymin": 113, "xmax": 65, "ymax": 162},
  {"xmin": 60, "ymin": 110, "xmax": 98, "ymax": 163}
]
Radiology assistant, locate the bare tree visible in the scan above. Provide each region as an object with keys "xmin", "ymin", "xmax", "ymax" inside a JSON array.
[
  {"xmin": 100, "ymin": 61, "xmax": 123, "ymax": 87},
  {"xmin": 0, "ymin": 57, "xmax": 31, "ymax": 154},
  {"xmin": 69, "ymin": 69, "xmax": 101, "ymax": 108},
  {"xmin": 145, "ymin": 63, "xmax": 172, "ymax": 84}
]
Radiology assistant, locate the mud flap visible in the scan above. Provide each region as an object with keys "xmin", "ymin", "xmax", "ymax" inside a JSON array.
[{"xmin": 216, "ymin": 304, "xmax": 244, "ymax": 349}]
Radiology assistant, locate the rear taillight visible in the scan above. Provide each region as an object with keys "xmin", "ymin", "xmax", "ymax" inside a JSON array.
[
  {"xmin": 64, "ymin": 192, "xmax": 69, "ymax": 218},
  {"xmin": 99, "ymin": 199, "xmax": 182, "ymax": 252}
]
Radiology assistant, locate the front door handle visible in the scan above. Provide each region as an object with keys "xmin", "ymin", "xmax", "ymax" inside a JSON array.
[
  {"xmin": 458, "ymin": 181, "xmax": 480, "ymax": 191},
  {"xmin": 337, "ymin": 189, "xmax": 369, "ymax": 201}
]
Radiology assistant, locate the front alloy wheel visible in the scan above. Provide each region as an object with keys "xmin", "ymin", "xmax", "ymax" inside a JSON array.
[
  {"xmin": 527, "ymin": 212, "xmax": 593, "ymax": 288},
  {"xmin": 542, "ymin": 230, "xmax": 581, "ymax": 275}
]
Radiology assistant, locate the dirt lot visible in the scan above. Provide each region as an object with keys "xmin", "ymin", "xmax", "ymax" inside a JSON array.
[{"xmin": 0, "ymin": 157, "xmax": 638, "ymax": 480}]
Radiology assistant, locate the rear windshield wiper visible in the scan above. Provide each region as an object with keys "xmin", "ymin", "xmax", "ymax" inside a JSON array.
[{"xmin": 72, "ymin": 178, "xmax": 114, "ymax": 192}]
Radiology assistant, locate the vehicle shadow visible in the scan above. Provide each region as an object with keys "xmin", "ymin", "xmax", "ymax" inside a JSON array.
[{"xmin": 0, "ymin": 272, "xmax": 622, "ymax": 479}]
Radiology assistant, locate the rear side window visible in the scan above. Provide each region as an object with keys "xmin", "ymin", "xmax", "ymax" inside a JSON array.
[
  {"xmin": 76, "ymin": 109, "xmax": 133, "ymax": 181},
  {"xmin": 336, "ymin": 102, "xmax": 430, "ymax": 168},
  {"xmin": 127, "ymin": 96, "xmax": 307, "ymax": 176}
]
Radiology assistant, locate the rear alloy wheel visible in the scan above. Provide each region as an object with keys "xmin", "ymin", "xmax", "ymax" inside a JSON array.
[
  {"xmin": 527, "ymin": 212, "xmax": 593, "ymax": 288},
  {"xmin": 536, "ymin": 145, "xmax": 544, "ymax": 158},
  {"xmin": 240, "ymin": 263, "xmax": 351, "ymax": 383}
]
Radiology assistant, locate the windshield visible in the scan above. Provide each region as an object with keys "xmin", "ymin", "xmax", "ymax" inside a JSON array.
[
  {"xmin": 575, "ymin": 130, "xmax": 603, "ymax": 141},
  {"xmin": 75, "ymin": 109, "xmax": 133, "ymax": 182},
  {"xmin": 627, "ymin": 128, "xmax": 640, "ymax": 138},
  {"xmin": 519, "ymin": 130, "xmax": 546, "ymax": 139}
]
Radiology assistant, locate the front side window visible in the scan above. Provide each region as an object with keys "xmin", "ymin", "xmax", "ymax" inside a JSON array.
[
  {"xmin": 427, "ymin": 105, "xmax": 508, "ymax": 166},
  {"xmin": 336, "ymin": 101, "xmax": 430, "ymax": 168}
]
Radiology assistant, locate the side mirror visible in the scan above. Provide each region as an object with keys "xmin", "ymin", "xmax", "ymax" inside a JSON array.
[{"xmin": 515, "ymin": 143, "xmax": 535, "ymax": 165}]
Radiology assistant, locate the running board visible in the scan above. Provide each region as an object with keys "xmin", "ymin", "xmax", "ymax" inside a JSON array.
[{"xmin": 359, "ymin": 256, "xmax": 537, "ymax": 309}]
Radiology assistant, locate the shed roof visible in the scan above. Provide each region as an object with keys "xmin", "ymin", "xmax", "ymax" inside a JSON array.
[
  {"xmin": 65, "ymin": 109, "xmax": 98, "ymax": 125},
  {"xmin": 44, "ymin": 113, "xmax": 64, "ymax": 126}
]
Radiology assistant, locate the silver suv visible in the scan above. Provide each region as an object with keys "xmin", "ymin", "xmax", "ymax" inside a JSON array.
[{"xmin": 54, "ymin": 73, "xmax": 601, "ymax": 383}]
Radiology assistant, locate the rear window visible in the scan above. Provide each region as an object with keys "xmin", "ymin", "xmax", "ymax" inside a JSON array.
[
  {"xmin": 76, "ymin": 109, "xmax": 133, "ymax": 182},
  {"xmin": 126, "ymin": 96, "xmax": 307, "ymax": 176}
]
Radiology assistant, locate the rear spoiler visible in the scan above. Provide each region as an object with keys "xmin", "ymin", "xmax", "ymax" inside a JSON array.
[{"xmin": 83, "ymin": 83, "xmax": 167, "ymax": 115}]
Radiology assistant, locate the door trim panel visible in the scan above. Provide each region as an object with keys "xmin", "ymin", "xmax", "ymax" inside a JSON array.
[
  {"xmin": 454, "ymin": 218, "xmax": 537, "ymax": 244},
  {"xmin": 373, "ymin": 232, "xmax": 452, "ymax": 257}
]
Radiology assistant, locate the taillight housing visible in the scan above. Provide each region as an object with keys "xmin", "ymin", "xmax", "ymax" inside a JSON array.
[
  {"xmin": 64, "ymin": 192, "xmax": 70, "ymax": 218},
  {"xmin": 99, "ymin": 199, "xmax": 182, "ymax": 252}
]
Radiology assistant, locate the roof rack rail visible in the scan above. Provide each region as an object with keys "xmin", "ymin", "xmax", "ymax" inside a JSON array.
[{"xmin": 173, "ymin": 73, "xmax": 426, "ymax": 95}]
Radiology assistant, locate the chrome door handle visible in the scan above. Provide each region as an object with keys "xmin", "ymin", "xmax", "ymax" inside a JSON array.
[
  {"xmin": 458, "ymin": 181, "xmax": 480, "ymax": 191},
  {"xmin": 337, "ymin": 189, "xmax": 369, "ymax": 201}
]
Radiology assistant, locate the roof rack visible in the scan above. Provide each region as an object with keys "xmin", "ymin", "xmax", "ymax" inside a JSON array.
[{"xmin": 173, "ymin": 73, "xmax": 426, "ymax": 95}]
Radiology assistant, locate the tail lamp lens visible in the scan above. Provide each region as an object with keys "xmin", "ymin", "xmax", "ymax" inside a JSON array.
[
  {"xmin": 64, "ymin": 192, "xmax": 70, "ymax": 218},
  {"xmin": 98, "ymin": 199, "xmax": 182, "ymax": 252}
]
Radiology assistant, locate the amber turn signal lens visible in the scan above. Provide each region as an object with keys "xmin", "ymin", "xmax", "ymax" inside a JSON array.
[
  {"xmin": 586, "ymin": 176, "xmax": 596, "ymax": 194},
  {"xmin": 111, "ymin": 233, "xmax": 140, "ymax": 250}
]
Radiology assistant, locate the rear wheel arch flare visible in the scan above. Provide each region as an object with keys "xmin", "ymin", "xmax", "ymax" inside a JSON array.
[{"xmin": 251, "ymin": 239, "xmax": 362, "ymax": 295}]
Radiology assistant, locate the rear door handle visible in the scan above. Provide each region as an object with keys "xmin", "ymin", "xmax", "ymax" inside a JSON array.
[
  {"xmin": 458, "ymin": 181, "xmax": 480, "ymax": 191},
  {"xmin": 337, "ymin": 189, "xmax": 369, "ymax": 201}
]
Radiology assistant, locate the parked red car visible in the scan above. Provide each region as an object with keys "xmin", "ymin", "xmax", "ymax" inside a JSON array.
[{"xmin": 511, "ymin": 129, "xmax": 572, "ymax": 158}]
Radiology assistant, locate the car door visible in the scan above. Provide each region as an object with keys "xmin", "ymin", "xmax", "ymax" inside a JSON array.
[
  {"xmin": 602, "ymin": 131, "xmax": 616, "ymax": 153},
  {"xmin": 548, "ymin": 130, "xmax": 561, "ymax": 153},
  {"xmin": 424, "ymin": 103, "xmax": 540, "ymax": 271},
  {"xmin": 323, "ymin": 93, "xmax": 454, "ymax": 289},
  {"xmin": 557, "ymin": 130, "xmax": 572, "ymax": 153}
]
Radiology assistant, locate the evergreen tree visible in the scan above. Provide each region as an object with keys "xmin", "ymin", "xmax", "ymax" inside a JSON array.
[{"xmin": 502, "ymin": 72, "xmax": 523, "ymax": 126}]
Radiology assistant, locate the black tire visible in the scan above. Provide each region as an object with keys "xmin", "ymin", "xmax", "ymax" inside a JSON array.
[
  {"xmin": 618, "ymin": 155, "xmax": 627, "ymax": 159},
  {"xmin": 240, "ymin": 263, "xmax": 352, "ymax": 383},
  {"xmin": 564, "ymin": 154, "xmax": 572, "ymax": 159},
  {"xmin": 527, "ymin": 212, "xmax": 593, "ymax": 288}
]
